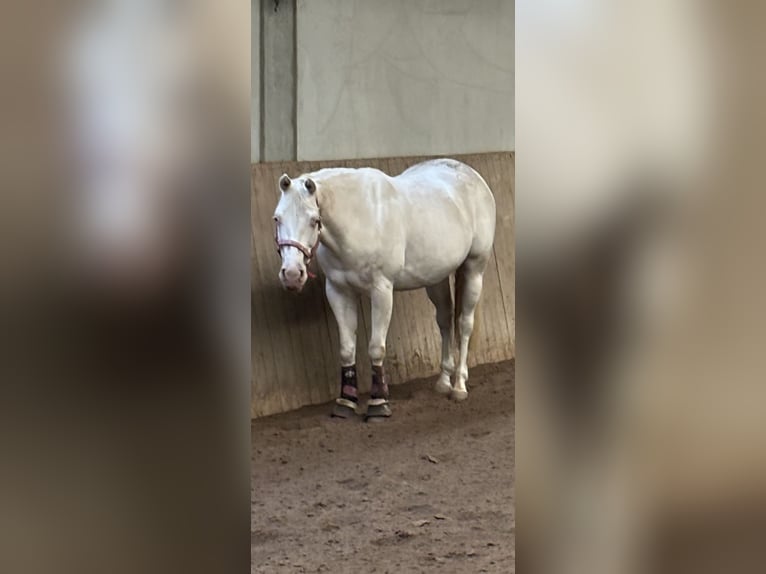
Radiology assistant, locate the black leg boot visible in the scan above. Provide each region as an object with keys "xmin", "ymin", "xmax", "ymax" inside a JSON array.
[
  {"xmin": 365, "ymin": 364, "xmax": 392, "ymax": 421},
  {"xmin": 331, "ymin": 365, "xmax": 358, "ymax": 418}
]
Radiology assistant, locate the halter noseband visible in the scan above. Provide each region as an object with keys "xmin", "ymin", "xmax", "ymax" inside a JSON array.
[{"xmin": 274, "ymin": 223, "xmax": 321, "ymax": 279}]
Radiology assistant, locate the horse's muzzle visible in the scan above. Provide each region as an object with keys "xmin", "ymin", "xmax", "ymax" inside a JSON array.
[{"xmin": 280, "ymin": 265, "xmax": 307, "ymax": 292}]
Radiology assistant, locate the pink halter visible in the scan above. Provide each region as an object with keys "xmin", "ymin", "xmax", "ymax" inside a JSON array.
[{"xmin": 274, "ymin": 224, "xmax": 321, "ymax": 279}]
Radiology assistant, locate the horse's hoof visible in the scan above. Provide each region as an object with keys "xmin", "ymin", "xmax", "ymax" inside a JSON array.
[
  {"xmin": 331, "ymin": 401, "xmax": 358, "ymax": 419},
  {"xmin": 450, "ymin": 389, "xmax": 468, "ymax": 402},
  {"xmin": 434, "ymin": 379, "xmax": 452, "ymax": 396},
  {"xmin": 365, "ymin": 402, "xmax": 392, "ymax": 422}
]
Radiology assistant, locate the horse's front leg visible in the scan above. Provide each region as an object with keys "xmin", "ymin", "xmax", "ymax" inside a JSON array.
[
  {"xmin": 326, "ymin": 279, "xmax": 359, "ymax": 418},
  {"xmin": 365, "ymin": 282, "xmax": 394, "ymax": 421}
]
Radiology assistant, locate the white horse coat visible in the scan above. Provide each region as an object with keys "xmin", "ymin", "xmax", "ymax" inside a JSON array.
[{"xmin": 274, "ymin": 158, "xmax": 495, "ymax": 404}]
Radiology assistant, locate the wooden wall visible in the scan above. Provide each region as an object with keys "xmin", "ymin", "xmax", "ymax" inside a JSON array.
[{"xmin": 251, "ymin": 152, "xmax": 514, "ymax": 418}]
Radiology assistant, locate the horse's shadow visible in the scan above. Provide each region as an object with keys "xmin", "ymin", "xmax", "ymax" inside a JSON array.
[{"xmin": 251, "ymin": 274, "xmax": 329, "ymax": 327}]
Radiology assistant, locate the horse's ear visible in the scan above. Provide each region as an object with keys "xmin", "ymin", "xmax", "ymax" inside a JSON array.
[
  {"xmin": 305, "ymin": 178, "xmax": 316, "ymax": 194},
  {"xmin": 279, "ymin": 174, "xmax": 291, "ymax": 192}
]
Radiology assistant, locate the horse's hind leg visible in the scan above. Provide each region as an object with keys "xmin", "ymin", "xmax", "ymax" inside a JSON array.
[
  {"xmin": 453, "ymin": 258, "xmax": 486, "ymax": 401},
  {"xmin": 426, "ymin": 278, "xmax": 455, "ymax": 396}
]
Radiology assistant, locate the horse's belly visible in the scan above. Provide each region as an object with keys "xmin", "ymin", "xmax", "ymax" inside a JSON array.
[{"xmin": 392, "ymin": 245, "xmax": 469, "ymax": 290}]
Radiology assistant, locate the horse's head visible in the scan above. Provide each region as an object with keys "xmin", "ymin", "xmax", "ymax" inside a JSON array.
[{"xmin": 273, "ymin": 173, "xmax": 321, "ymax": 292}]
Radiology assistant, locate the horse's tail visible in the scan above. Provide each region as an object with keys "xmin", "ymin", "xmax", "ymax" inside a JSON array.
[{"xmin": 454, "ymin": 266, "xmax": 480, "ymax": 353}]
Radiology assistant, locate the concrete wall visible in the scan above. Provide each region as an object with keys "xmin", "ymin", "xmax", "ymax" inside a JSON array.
[
  {"xmin": 296, "ymin": 0, "xmax": 514, "ymax": 161},
  {"xmin": 251, "ymin": 1, "xmax": 260, "ymax": 162},
  {"xmin": 260, "ymin": 0, "xmax": 296, "ymax": 162},
  {"xmin": 252, "ymin": 0, "xmax": 514, "ymax": 162}
]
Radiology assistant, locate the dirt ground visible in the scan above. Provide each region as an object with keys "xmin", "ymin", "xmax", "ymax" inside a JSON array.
[{"xmin": 251, "ymin": 360, "xmax": 515, "ymax": 573}]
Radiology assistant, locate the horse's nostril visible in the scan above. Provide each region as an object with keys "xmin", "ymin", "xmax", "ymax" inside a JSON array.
[{"xmin": 299, "ymin": 268, "xmax": 305, "ymax": 279}]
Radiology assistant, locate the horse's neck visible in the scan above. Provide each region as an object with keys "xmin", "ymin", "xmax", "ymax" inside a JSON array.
[
  {"xmin": 315, "ymin": 185, "xmax": 348, "ymax": 257},
  {"xmin": 315, "ymin": 170, "xmax": 389, "ymax": 259}
]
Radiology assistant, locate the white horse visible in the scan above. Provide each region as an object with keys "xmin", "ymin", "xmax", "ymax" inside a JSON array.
[{"xmin": 273, "ymin": 159, "xmax": 496, "ymax": 420}]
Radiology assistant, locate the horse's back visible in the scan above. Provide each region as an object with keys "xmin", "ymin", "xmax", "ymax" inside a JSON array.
[
  {"xmin": 396, "ymin": 159, "xmax": 496, "ymax": 254},
  {"xmin": 398, "ymin": 159, "xmax": 494, "ymax": 212}
]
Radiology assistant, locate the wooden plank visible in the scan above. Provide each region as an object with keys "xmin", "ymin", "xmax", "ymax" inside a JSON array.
[
  {"xmin": 251, "ymin": 164, "xmax": 294, "ymax": 415},
  {"xmin": 461, "ymin": 155, "xmax": 493, "ymax": 365},
  {"xmin": 491, "ymin": 153, "xmax": 516, "ymax": 358},
  {"xmin": 312, "ymin": 158, "xmax": 347, "ymax": 400},
  {"xmin": 492, "ymin": 153, "xmax": 513, "ymax": 355},
  {"xmin": 353, "ymin": 157, "xmax": 380, "ymax": 384},
  {"xmin": 251, "ymin": 164, "xmax": 279, "ymax": 416},
  {"xmin": 384, "ymin": 156, "xmax": 408, "ymax": 384},
  {"xmin": 397, "ymin": 156, "xmax": 435, "ymax": 381},
  {"xmin": 355, "ymin": 155, "xmax": 374, "ymax": 390},
  {"xmin": 250, "ymin": 166, "xmax": 280, "ymax": 417},
  {"xmin": 382, "ymin": 156, "xmax": 412, "ymax": 385},
  {"xmin": 481, "ymin": 153, "xmax": 514, "ymax": 364},
  {"xmin": 305, "ymin": 159, "xmax": 338, "ymax": 403},
  {"xmin": 296, "ymin": 159, "xmax": 326, "ymax": 409},
  {"xmin": 393, "ymin": 154, "xmax": 440, "ymax": 381}
]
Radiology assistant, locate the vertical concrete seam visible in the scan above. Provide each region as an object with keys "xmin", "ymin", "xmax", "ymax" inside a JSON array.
[
  {"xmin": 258, "ymin": 0, "xmax": 266, "ymax": 162},
  {"xmin": 292, "ymin": 0, "xmax": 298, "ymax": 161}
]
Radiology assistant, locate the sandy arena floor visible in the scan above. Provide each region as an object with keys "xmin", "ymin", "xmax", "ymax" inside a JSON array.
[{"xmin": 251, "ymin": 360, "xmax": 515, "ymax": 573}]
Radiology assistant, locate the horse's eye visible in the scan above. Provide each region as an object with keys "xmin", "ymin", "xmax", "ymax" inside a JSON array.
[{"xmin": 311, "ymin": 218, "xmax": 319, "ymax": 227}]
